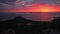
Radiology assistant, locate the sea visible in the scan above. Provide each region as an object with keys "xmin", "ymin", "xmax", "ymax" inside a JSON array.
[{"xmin": 0, "ymin": 12, "xmax": 60, "ymax": 21}]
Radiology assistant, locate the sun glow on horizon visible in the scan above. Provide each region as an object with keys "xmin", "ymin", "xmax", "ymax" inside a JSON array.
[
  {"xmin": 38, "ymin": 7, "xmax": 57, "ymax": 12},
  {"xmin": 40, "ymin": 9, "xmax": 52, "ymax": 12}
]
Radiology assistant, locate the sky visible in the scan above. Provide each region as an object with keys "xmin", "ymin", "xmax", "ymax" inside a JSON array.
[{"xmin": 0, "ymin": 0, "xmax": 60, "ymax": 12}]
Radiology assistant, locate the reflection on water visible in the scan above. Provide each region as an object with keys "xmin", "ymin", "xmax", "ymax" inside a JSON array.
[
  {"xmin": 38, "ymin": 13, "xmax": 53, "ymax": 21},
  {"xmin": 21, "ymin": 12, "xmax": 54, "ymax": 21},
  {"xmin": 0, "ymin": 12, "xmax": 60, "ymax": 21}
]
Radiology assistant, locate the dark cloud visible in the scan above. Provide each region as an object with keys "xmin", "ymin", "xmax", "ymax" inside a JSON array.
[
  {"xmin": 0, "ymin": 0, "xmax": 15, "ymax": 4},
  {"xmin": 0, "ymin": 0, "xmax": 60, "ymax": 4}
]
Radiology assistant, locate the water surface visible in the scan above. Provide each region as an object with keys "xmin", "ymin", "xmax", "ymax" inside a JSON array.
[{"xmin": 0, "ymin": 12, "xmax": 60, "ymax": 21}]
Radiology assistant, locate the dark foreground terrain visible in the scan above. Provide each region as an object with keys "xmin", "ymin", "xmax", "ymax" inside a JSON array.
[{"xmin": 0, "ymin": 16, "xmax": 60, "ymax": 34}]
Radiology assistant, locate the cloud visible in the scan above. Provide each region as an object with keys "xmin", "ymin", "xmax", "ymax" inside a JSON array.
[
  {"xmin": 23, "ymin": 0, "xmax": 34, "ymax": 2},
  {"xmin": 38, "ymin": 0, "xmax": 60, "ymax": 5},
  {"xmin": 0, "ymin": 3, "xmax": 14, "ymax": 10},
  {"xmin": 15, "ymin": 0, "xmax": 34, "ymax": 6},
  {"xmin": 14, "ymin": 0, "xmax": 35, "ymax": 9},
  {"xmin": 0, "ymin": 0, "xmax": 34, "ymax": 10}
]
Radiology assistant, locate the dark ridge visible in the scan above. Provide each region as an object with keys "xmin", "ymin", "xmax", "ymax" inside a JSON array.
[
  {"xmin": 0, "ymin": 16, "xmax": 60, "ymax": 34},
  {"xmin": 0, "ymin": 16, "xmax": 33, "ymax": 24}
]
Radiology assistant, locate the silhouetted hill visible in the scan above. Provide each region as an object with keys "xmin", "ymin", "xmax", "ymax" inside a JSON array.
[
  {"xmin": 0, "ymin": 16, "xmax": 60, "ymax": 34},
  {"xmin": 50, "ymin": 17, "xmax": 60, "ymax": 31},
  {"xmin": 52, "ymin": 17, "xmax": 60, "ymax": 23},
  {"xmin": 0, "ymin": 16, "xmax": 60, "ymax": 28},
  {"xmin": 0, "ymin": 16, "xmax": 33, "ymax": 34},
  {"xmin": 1, "ymin": 16, "xmax": 33, "ymax": 23},
  {"xmin": 0, "ymin": 16, "xmax": 47, "ymax": 26}
]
